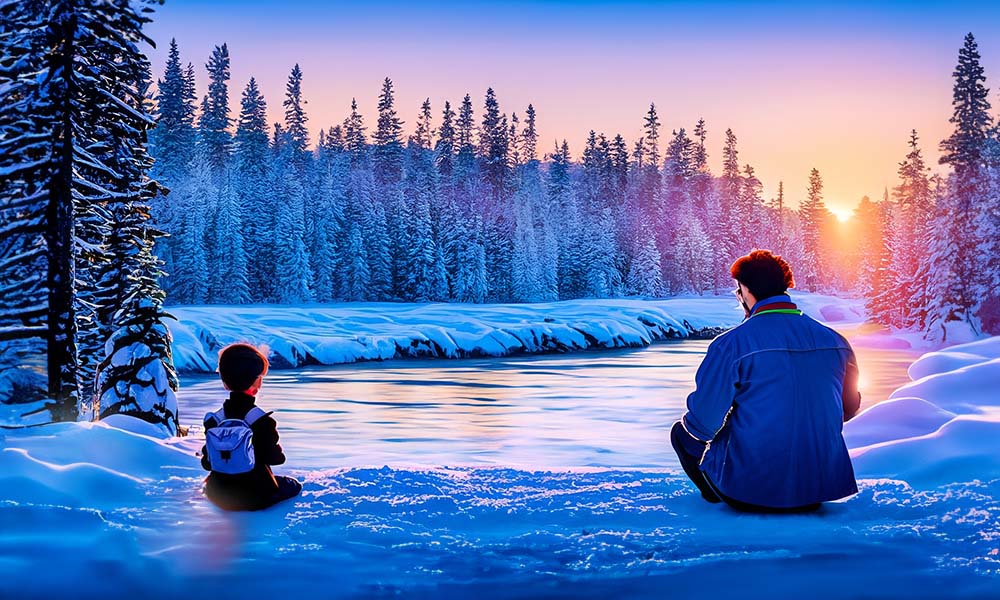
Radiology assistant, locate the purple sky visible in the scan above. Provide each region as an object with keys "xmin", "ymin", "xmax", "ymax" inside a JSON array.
[{"xmin": 145, "ymin": 1, "xmax": 1000, "ymax": 215}]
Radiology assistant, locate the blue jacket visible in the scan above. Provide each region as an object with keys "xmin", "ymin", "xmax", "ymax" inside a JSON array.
[{"xmin": 681, "ymin": 294, "xmax": 860, "ymax": 507}]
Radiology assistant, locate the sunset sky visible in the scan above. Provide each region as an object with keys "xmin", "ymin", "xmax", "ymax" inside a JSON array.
[{"xmin": 145, "ymin": 0, "xmax": 1000, "ymax": 217}]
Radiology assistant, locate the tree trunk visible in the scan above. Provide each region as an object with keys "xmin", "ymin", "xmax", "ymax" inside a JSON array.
[{"xmin": 45, "ymin": 10, "xmax": 79, "ymax": 421}]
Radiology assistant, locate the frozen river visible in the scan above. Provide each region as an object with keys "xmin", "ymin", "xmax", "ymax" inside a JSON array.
[{"xmin": 177, "ymin": 323, "xmax": 919, "ymax": 470}]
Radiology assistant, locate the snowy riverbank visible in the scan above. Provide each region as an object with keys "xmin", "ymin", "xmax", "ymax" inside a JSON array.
[
  {"xmin": 2, "ymin": 332, "xmax": 999, "ymax": 598},
  {"xmin": 165, "ymin": 292, "xmax": 867, "ymax": 372}
]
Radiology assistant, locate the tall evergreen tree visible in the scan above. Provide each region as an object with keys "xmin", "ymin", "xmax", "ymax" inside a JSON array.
[
  {"xmin": 374, "ymin": 77, "xmax": 405, "ymax": 188},
  {"xmin": 234, "ymin": 77, "xmax": 272, "ymax": 300},
  {"xmin": 283, "ymin": 63, "xmax": 310, "ymax": 161},
  {"xmin": 799, "ymin": 168, "xmax": 830, "ymax": 291},
  {"xmin": 198, "ymin": 43, "xmax": 233, "ymax": 176},
  {"xmin": 927, "ymin": 33, "xmax": 994, "ymax": 340},
  {"xmin": 1, "ymin": 0, "xmax": 177, "ymax": 427}
]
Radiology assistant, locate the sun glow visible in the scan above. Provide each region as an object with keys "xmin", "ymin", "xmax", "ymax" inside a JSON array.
[{"xmin": 832, "ymin": 209, "xmax": 852, "ymax": 223}]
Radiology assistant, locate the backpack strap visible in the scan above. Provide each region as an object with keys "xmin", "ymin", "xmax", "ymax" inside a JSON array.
[
  {"xmin": 243, "ymin": 406, "xmax": 270, "ymax": 426},
  {"xmin": 204, "ymin": 409, "xmax": 226, "ymax": 427}
]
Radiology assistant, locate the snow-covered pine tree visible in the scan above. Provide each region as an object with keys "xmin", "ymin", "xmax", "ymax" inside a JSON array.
[
  {"xmin": 479, "ymin": 88, "xmax": 510, "ymax": 203},
  {"xmin": 865, "ymin": 191, "xmax": 897, "ymax": 326},
  {"xmin": 511, "ymin": 172, "xmax": 542, "ymax": 302},
  {"xmin": 522, "ymin": 104, "xmax": 539, "ymax": 165},
  {"xmin": 272, "ymin": 135, "xmax": 313, "ymax": 304},
  {"xmin": 342, "ymin": 216, "xmax": 370, "ymax": 301},
  {"xmin": 799, "ymin": 168, "xmax": 830, "ymax": 291},
  {"xmin": 172, "ymin": 151, "xmax": 212, "ymax": 304},
  {"xmin": 547, "ymin": 140, "xmax": 582, "ymax": 298},
  {"xmin": 148, "ymin": 39, "xmax": 197, "ymax": 287},
  {"xmin": 671, "ymin": 207, "xmax": 714, "ymax": 294},
  {"xmin": 0, "ymin": 0, "xmax": 51, "ymax": 405},
  {"xmin": 626, "ymin": 223, "xmax": 664, "ymax": 297},
  {"xmin": 234, "ymin": 77, "xmax": 272, "ymax": 301},
  {"xmin": 659, "ymin": 128, "xmax": 695, "ymax": 289},
  {"xmin": 198, "ymin": 43, "xmax": 233, "ymax": 177},
  {"xmin": 1, "ymin": 0, "xmax": 177, "ymax": 425},
  {"xmin": 94, "ymin": 57, "xmax": 180, "ymax": 431},
  {"xmin": 211, "ymin": 176, "xmax": 251, "ymax": 304},
  {"xmin": 436, "ymin": 100, "xmax": 456, "ymax": 186},
  {"xmin": 639, "ymin": 103, "xmax": 661, "ymax": 221},
  {"xmin": 344, "ymin": 98, "xmax": 368, "ymax": 168},
  {"xmin": 739, "ymin": 164, "xmax": 767, "ymax": 252},
  {"xmin": 403, "ymin": 98, "xmax": 440, "ymax": 301},
  {"xmin": 374, "ymin": 77, "xmax": 405, "ymax": 189},
  {"xmin": 582, "ymin": 208, "xmax": 622, "ymax": 298},
  {"xmin": 196, "ymin": 44, "xmax": 239, "ymax": 303},
  {"xmin": 975, "ymin": 129, "xmax": 1000, "ymax": 334},
  {"xmin": 714, "ymin": 128, "xmax": 742, "ymax": 280},
  {"xmin": 283, "ymin": 63, "xmax": 310, "ymax": 161},
  {"xmin": 310, "ymin": 153, "xmax": 347, "ymax": 302},
  {"xmin": 927, "ymin": 33, "xmax": 993, "ymax": 341},
  {"xmin": 888, "ymin": 131, "xmax": 934, "ymax": 329}
]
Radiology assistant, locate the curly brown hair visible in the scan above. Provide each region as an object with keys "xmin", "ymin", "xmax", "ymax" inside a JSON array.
[{"xmin": 730, "ymin": 249, "xmax": 795, "ymax": 300}]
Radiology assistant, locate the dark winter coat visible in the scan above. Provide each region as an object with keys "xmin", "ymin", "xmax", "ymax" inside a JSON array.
[
  {"xmin": 680, "ymin": 294, "xmax": 861, "ymax": 508},
  {"xmin": 201, "ymin": 391, "xmax": 286, "ymax": 509}
]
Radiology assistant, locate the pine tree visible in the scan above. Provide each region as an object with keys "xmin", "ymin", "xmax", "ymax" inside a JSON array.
[
  {"xmin": 887, "ymin": 131, "xmax": 934, "ymax": 329},
  {"xmin": 799, "ymin": 168, "xmax": 830, "ymax": 291},
  {"xmin": 283, "ymin": 63, "xmax": 310, "ymax": 161},
  {"xmin": 0, "ymin": 0, "xmax": 63, "ymax": 407},
  {"xmin": 436, "ymin": 100, "xmax": 456, "ymax": 183},
  {"xmin": 639, "ymin": 103, "xmax": 661, "ymax": 218},
  {"xmin": 403, "ymin": 99, "xmax": 440, "ymax": 301},
  {"xmin": 511, "ymin": 173, "xmax": 542, "ymax": 302},
  {"xmin": 310, "ymin": 154, "xmax": 347, "ymax": 302},
  {"xmin": 479, "ymin": 88, "xmax": 509, "ymax": 200},
  {"xmin": 522, "ymin": 104, "xmax": 538, "ymax": 164},
  {"xmin": 865, "ymin": 192, "xmax": 896, "ymax": 326},
  {"xmin": 272, "ymin": 136, "xmax": 313, "ymax": 303},
  {"xmin": 374, "ymin": 77, "xmax": 404, "ymax": 188},
  {"xmin": 627, "ymin": 237, "xmax": 664, "ymax": 297},
  {"xmin": 198, "ymin": 43, "xmax": 233, "ymax": 177},
  {"xmin": 234, "ymin": 77, "xmax": 272, "ymax": 300},
  {"xmin": 927, "ymin": 33, "xmax": 994, "ymax": 340},
  {"xmin": 211, "ymin": 177, "xmax": 251, "ymax": 304},
  {"xmin": 344, "ymin": 98, "xmax": 368, "ymax": 167},
  {"xmin": 148, "ymin": 39, "xmax": 196, "ymax": 284},
  {"xmin": 172, "ymin": 153, "xmax": 212, "ymax": 304},
  {"xmin": 0, "ymin": 0, "xmax": 177, "ymax": 426}
]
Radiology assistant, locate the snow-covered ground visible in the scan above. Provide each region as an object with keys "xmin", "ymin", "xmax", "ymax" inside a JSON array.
[
  {"xmin": 165, "ymin": 291, "xmax": 867, "ymax": 372},
  {"xmin": 2, "ymin": 298, "xmax": 999, "ymax": 597}
]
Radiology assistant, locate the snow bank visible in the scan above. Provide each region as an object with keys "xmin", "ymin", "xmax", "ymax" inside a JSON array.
[
  {"xmin": 847, "ymin": 335, "xmax": 1000, "ymax": 490},
  {"xmin": 165, "ymin": 292, "xmax": 865, "ymax": 373},
  {"xmin": 0, "ymin": 421, "xmax": 197, "ymax": 509}
]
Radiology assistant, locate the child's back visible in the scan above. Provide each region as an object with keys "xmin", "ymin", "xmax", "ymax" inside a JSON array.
[{"xmin": 200, "ymin": 344, "xmax": 301, "ymax": 511}]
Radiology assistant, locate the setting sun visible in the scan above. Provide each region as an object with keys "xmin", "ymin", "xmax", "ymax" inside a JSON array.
[{"xmin": 832, "ymin": 208, "xmax": 853, "ymax": 223}]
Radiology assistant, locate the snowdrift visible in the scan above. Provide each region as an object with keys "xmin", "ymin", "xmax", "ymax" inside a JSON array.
[
  {"xmin": 165, "ymin": 292, "xmax": 865, "ymax": 372},
  {"xmin": 3, "ymin": 306, "xmax": 999, "ymax": 598},
  {"xmin": 847, "ymin": 335, "xmax": 1000, "ymax": 489}
]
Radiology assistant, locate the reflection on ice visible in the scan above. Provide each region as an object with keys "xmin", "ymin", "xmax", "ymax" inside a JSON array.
[{"xmin": 177, "ymin": 325, "xmax": 918, "ymax": 470}]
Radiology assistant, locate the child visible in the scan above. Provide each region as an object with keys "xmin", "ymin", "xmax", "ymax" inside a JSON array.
[{"xmin": 200, "ymin": 343, "xmax": 302, "ymax": 511}]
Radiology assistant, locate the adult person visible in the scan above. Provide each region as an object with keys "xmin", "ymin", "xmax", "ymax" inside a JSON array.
[{"xmin": 671, "ymin": 249, "xmax": 862, "ymax": 513}]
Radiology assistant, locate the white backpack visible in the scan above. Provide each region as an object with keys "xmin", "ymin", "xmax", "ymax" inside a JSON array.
[{"xmin": 204, "ymin": 406, "xmax": 268, "ymax": 475}]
